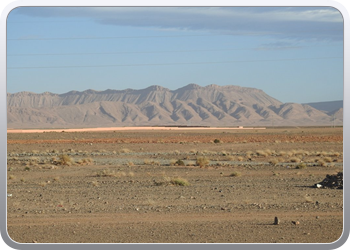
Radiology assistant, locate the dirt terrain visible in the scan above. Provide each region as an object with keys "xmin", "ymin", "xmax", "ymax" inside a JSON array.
[{"xmin": 6, "ymin": 127, "xmax": 343, "ymax": 243}]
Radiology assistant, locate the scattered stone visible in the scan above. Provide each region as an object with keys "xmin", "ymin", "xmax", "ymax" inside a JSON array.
[
  {"xmin": 274, "ymin": 217, "xmax": 280, "ymax": 225},
  {"xmin": 7, "ymin": 194, "xmax": 12, "ymax": 197},
  {"xmin": 292, "ymin": 221, "xmax": 300, "ymax": 225}
]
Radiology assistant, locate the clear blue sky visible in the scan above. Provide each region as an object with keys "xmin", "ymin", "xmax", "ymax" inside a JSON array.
[{"xmin": 6, "ymin": 7, "xmax": 343, "ymax": 103}]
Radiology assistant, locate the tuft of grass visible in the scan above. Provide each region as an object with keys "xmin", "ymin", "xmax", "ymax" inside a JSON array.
[
  {"xmin": 269, "ymin": 158, "xmax": 279, "ymax": 165},
  {"xmin": 229, "ymin": 172, "xmax": 242, "ymax": 177},
  {"xmin": 289, "ymin": 157, "xmax": 300, "ymax": 163},
  {"xmin": 175, "ymin": 159, "xmax": 185, "ymax": 166},
  {"xmin": 226, "ymin": 156, "xmax": 235, "ymax": 161},
  {"xmin": 24, "ymin": 166, "xmax": 30, "ymax": 171},
  {"xmin": 318, "ymin": 160, "xmax": 327, "ymax": 167},
  {"xmin": 296, "ymin": 163, "xmax": 307, "ymax": 169},
  {"xmin": 8, "ymin": 175, "xmax": 16, "ymax": 180},
  {"xmin": 323, "ymin": 157, "xmax": 332, "ymax": 163},
  {"xmin": 256, "ymin": 150, "xmax": 268, "ymax": 157},
  {"xmin": 39, "ymin": 182, "xmax": 47, "ymax": 187},
  {"xmin": 170, "ymin": 177, "xmax": 190, "ymax": 186},
  {"xmin": 213, "ymin": 139, "xmax": 221, "ymax": 144},
  {"xmin": 127, "ymin": 161, "xmax": 135, "ymax": 166},
  {"xmin": 246, "ymin": 151, "xmax": 253, "ymax": 157},
  {"xmin": 304, "ymin": 195, "xmax": 313, "ymax": 203},
  {"xmin": 196, "ymin": 157, "xmax": 210, "ymax": 167},
  {"xmin": 95, "ymin": 169, "xmax": 118, "ymax": 177},
  {"xmin": 20, "ymin": 178, "xmax": 25, "ymax": 183},
  {"xmin": 120, "ymin": 148, "xmax": 132, "ymax": 153},
  {"xmin": 58, "ymin": 154, "xmax": 73, "ymax": 165},
  {"xmin": 91, "ymin": 180, "xmax": 99, "ymax": 187},
  {"xmin": 144, "ymin": 159, "xmax": 160, "ymax": 166},
  {"xmin": 237, "ymin": 156, "xmax": 244, "ymax": 162}
]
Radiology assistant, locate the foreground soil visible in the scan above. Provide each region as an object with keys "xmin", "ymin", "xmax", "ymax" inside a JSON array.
[{"xmin": 7, "ymin": 127, "xmax": 343, "ymax": 243}]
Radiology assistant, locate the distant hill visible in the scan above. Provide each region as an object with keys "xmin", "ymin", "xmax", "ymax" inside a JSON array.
[
  {"xmin": 303, "ymin": 100, "xmax": 343, "ymax": 113},
  {"xmin": 7, "ymin": 84, "xmax": 343, "ymax": 128}
]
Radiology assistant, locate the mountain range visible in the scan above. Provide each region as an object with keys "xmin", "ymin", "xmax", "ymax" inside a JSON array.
[{"xmin": 7, "ymin": 84, "xmax": 343, "ymax": 128}]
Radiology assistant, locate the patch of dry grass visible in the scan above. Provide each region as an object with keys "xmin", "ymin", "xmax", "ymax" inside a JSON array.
[
  {"xmin": 229, "ymin": 172, "xmax": 242, "ymax": 177},
  {"xmin": 196, "ymin": 157, "xmax": 210, "ymax": 167}
]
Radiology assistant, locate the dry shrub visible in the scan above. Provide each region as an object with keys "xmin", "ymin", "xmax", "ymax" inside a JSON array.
[
  {"xmin": 230, "ymin": 172, "xmax": 242, "ymax": 177},
  {"xmin": 296, "ymin": 163, "xmax": 307, "ymax": 169},
  {"xmin": 127, "ymin": 161, "xmax": 135, "ymax": 166},
  {"xmin": 196, "ymin": 157, "xmax": 210, "ymax": 167},
  {"xmin": 144, "ymin": 159, "xmax": 160, "ymax": 166},
  {"xmin": 269, "ymin": 158, "xmax": 279, "ymax": 165},
  {"xmin": 170, "ymin": 177, "xmax": 190, "ymax": 186},
  {"xmin": 8, "ymin": 175, "xmax": 16, "ymax": 180},
  {"xmin": 175, "ymin": 159, "xmax": 185, "ymax": 166},
  {"xmin": 237, "ymin": 156, "xmax": 244, "ymax": 162},
  {"xmin": 226, "ymin": 156, "xmax": 235, "ymax": 161},
  {"xmin": 323, "ymin": 157, "xmax": 332, "ymax": 163},
  {"xmin": 289, "ymin": 157, "xmax": 300, "ymax": 163},
  {"xmin": 120, "ymin": 148, "xmax": 132, "ymax": 153},
  {"xmin": 256, "ymin": 150, "xmax": 268, "ymax": 157},
  {"xmin": 95, "ymin": 169, "xmax": 118, "ymax": 177},
  {"xmin": 318, "ymin": 160, "xmax": 327, "ymax": 167},
  {"xmin": 246, "ymin": 151, "xmax": 253, "ymax": 157},
  {"xmin": 58, "ymin": 154, "xmax": 72, "ymax": 165}
]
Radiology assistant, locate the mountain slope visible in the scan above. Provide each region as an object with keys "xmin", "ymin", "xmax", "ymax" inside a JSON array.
[{"xmin": 7, "ymin": 84, "xmax": 342, "ymax": 128}]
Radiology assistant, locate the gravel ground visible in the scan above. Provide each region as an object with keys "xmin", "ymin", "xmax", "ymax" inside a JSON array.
[{"xmin": 7, "ymin": 127, "xmax": 343, "ymax": 243}]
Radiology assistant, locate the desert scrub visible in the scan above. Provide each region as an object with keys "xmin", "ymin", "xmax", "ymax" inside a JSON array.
[
  {"xmin": 230, "ymin": 172, "xmax": 242, "ymax": 177},
  {"xmin": 196, "ymin": 157, "xmax": 210, "ymax": 167},
  {"xmin": 256, "ymin": 150, "xmax": 268, "ymax": 157},
  {"xmin": 213, "ymin": 139, "xmax": 221, "ymax": 144},
  {"xmin": 236, "ymin": 156, "xmax": 244, "ymax": 162},
  {"xmin": 120, "ymin": 148, "xmax": 132, "ymax": 153},
  {"xmin": 170, "ymin": 177, "xmax": 190, "ymax": 186},
  {"xmin": 323, "ymin": 157, "xmax": 332, "ymax": 163},
  {"xmin": 226, "ymin": 156, "xmax": 235, "ymax": 161},
  {"xmin": 95, "ymin": 169, "xmax": 118, "ymax": 177},
  {"xmin": 317, "ymin": 160, "xmax": 327, "ymax": 167},
  {"xmin": 289, "ymin": 157, "xmax": 300, "ymax": 163},
  {"xmin": 175, "ymin": 159, "xmax": 185, "ymax": 166},
  {"xmin": 58, "ymin": 154, "xmax": 73, "ymax": 165},
  {"xmin": 82, "ymin": 158, "xmax": 93, "ymax": 165},
  {"xmin": 144, "ymin": 159, "xmax": 160, "ymax": 166},
  {"xmin": 296, "ymin": 163, "xmax": 307, "ymax": 169},
  {"xmin": 269, "ymin": 158, "xmax": 279, "ymax": 165},
  {"xmin": 8, "ymin": 175, "xmax": 16, "ymax": 180},
  {"xmin": 245, "ymin": 151, "xmax": 253, "ymax": 157}
]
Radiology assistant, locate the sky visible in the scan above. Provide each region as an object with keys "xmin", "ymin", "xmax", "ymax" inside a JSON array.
[{"xmin": 6, "ymin": 7, "xmax": 344, "ymax": 103}]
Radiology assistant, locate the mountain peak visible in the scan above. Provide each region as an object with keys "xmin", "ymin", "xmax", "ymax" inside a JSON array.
[{"xmin": 144, "ymin": 85, "xmax": 168, "ymax": 91}]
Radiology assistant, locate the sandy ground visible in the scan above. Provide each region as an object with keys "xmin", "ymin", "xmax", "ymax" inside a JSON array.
[{"xmin": 6, "ymin": 127, "xmax": 343, "ymax": 243}]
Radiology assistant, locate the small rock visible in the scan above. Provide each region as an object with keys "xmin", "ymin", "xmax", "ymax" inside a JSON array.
[
  {"xmin": 274, "ymin": 217, "xmax": 280, "ymax": 225},
  {"xmin": 292, "ymin": 221, "xmax": 300, "ymax": 225}
]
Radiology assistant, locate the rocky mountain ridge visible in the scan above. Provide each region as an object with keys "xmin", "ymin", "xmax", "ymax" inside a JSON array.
[{"xmin": 7, "ymin": 84, "xmax": 343, "ymax": 128}]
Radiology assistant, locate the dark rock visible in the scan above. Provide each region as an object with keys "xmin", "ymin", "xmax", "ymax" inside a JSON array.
[{"xmin": 314, "ymin": 172, "xmax": 343, "ymax": 189}]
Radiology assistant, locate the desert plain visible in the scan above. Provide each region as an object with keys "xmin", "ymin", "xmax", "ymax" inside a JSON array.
[{"xmin": 6, "ymin": 126, "xmax": 343, "ymax": 243}]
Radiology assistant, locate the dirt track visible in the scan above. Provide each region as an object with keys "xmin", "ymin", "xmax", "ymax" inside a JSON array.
[{"xmin": 7, "ymin": 127, "xmax": 343, "ymax": 243}]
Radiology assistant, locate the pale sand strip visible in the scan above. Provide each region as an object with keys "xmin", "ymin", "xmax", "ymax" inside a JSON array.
[{"xmin": 7, "ymin": 126, "xmax": 266, "ymax": 133}]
